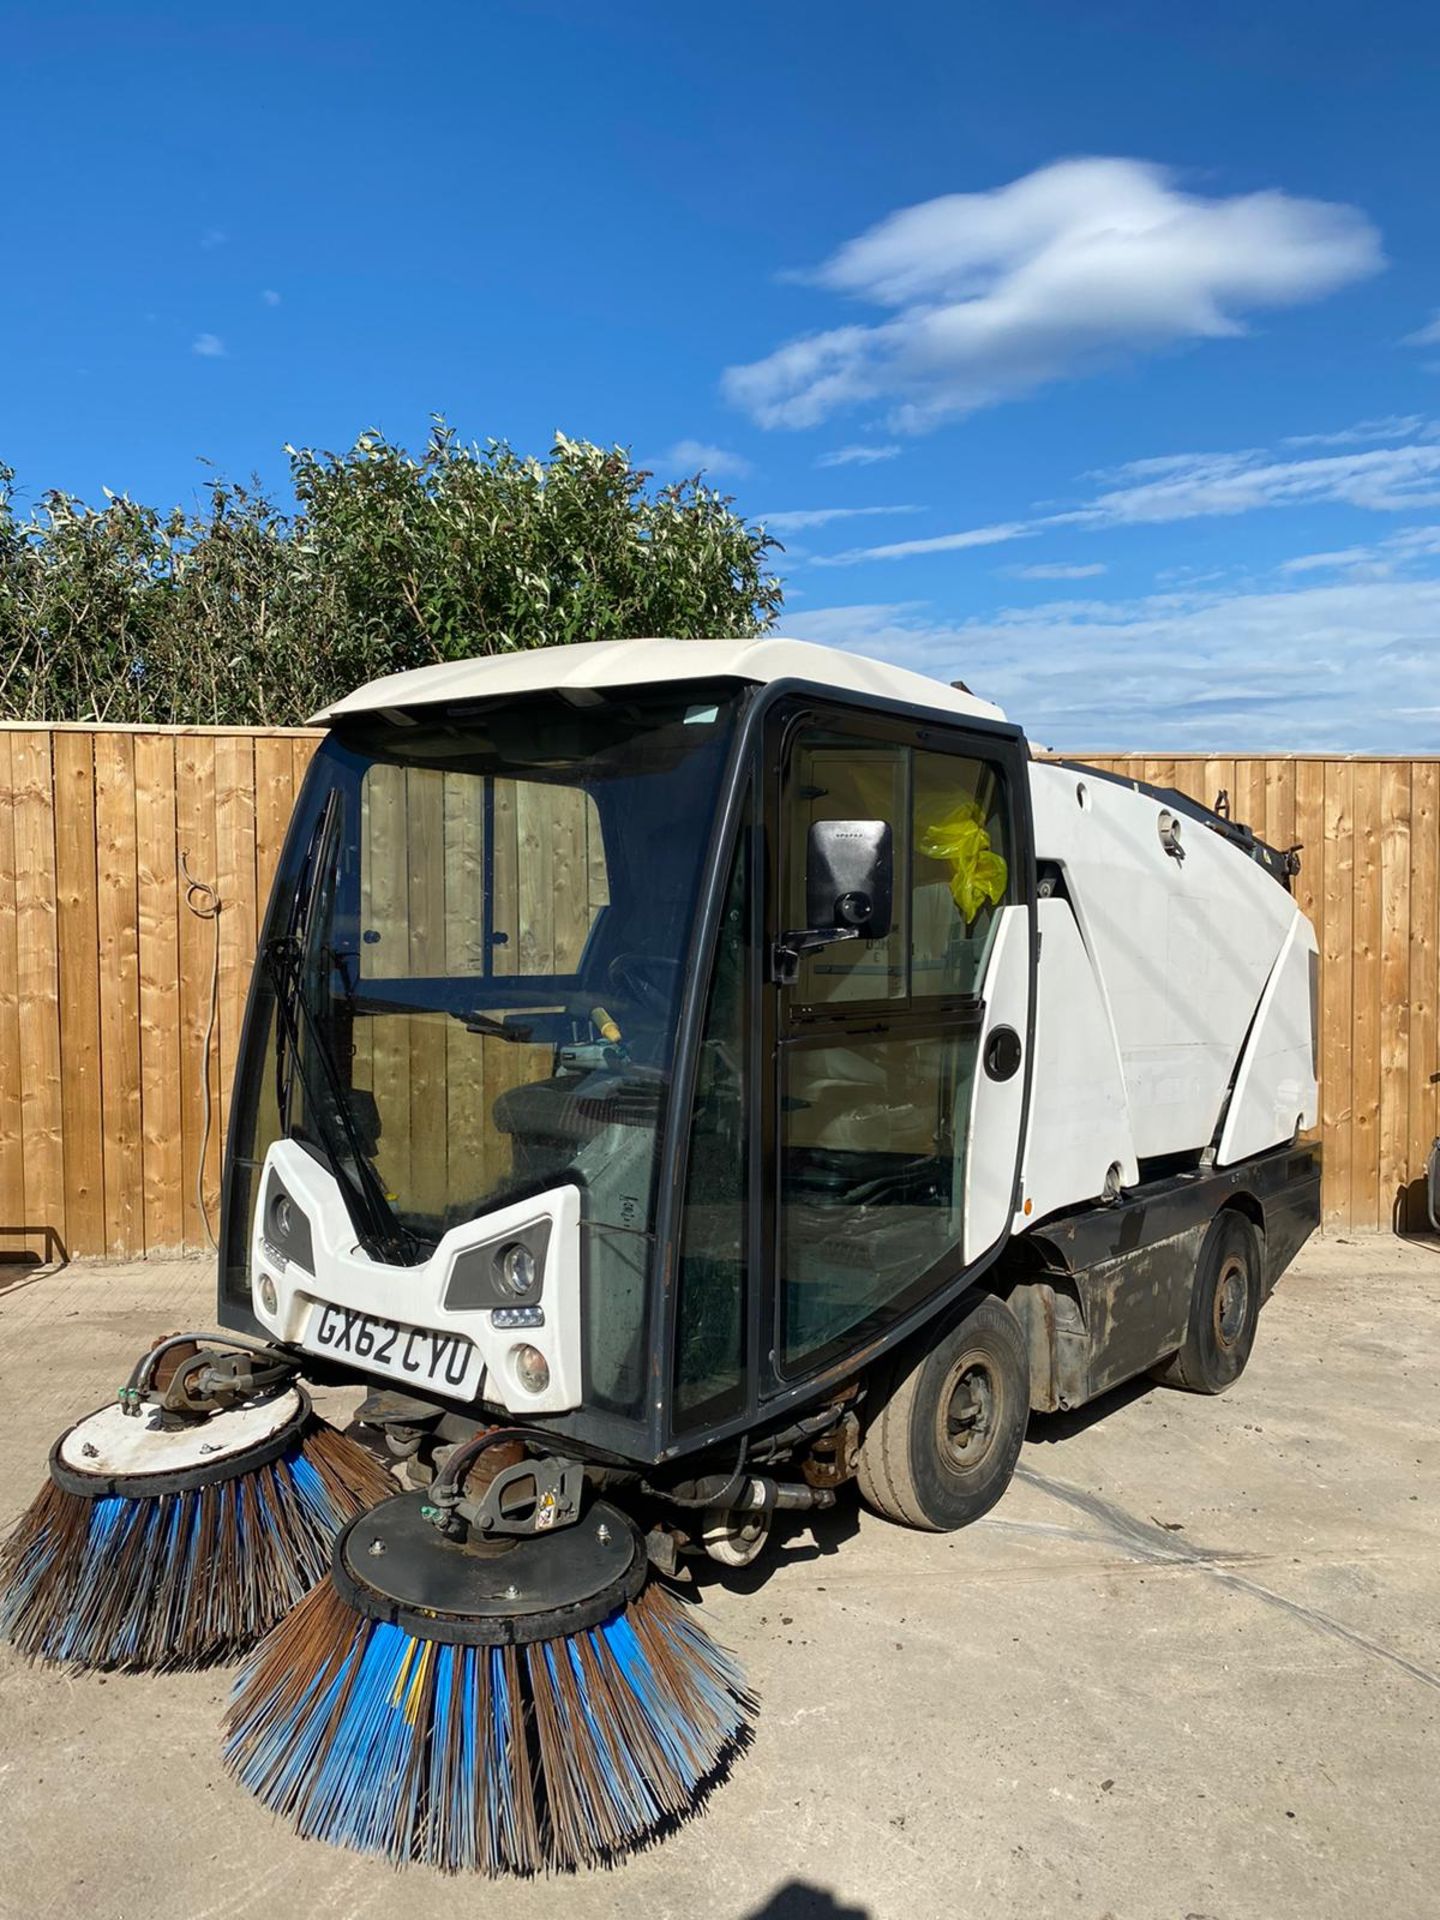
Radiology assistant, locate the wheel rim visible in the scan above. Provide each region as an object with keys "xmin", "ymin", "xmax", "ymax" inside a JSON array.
[
  {"xmin": 1212, "ymin": 1255, "xmax": 1249, "ymax": 1350},
  {"xmin": 937, "ymin": 1351, "xmax": 1000, "ymax": 1472}
]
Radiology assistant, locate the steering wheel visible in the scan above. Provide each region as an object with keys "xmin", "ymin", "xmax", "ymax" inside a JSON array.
[{"xmin": 607, "ymin": 953, "xmax": 681, "ymax": 1019}]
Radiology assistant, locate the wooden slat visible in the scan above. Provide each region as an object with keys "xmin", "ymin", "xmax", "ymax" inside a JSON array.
[
  {"xmin": 1406, "ymin": 763, "xmax": 1439, "ymax": 1230},
  {"xmin": 1264, "ymin": 755, "xmax": 1294, "ymax": 863},
  {"xmin": 95, "ymin": 731, "xmax": 143, "ymax": 1255},
  {"xmin": 492, "ymin": 778, "xmax": 518, "ymax": 977},
  {"xmin": 51, "ymin": 732, "xmax": 105, "ymax": 1256},
  {"xmin": 444, "ymin": 773, "xmax": 490, "ymax": 1208},
  {"xmin": 1321, "ymin": 762, "xmax": 1355, "ymax": 1226},
  {"xmin": 587, "ymin": 795, "xmax": 610, "ymax": 918},
  {"xmin": 364, "ymin": 763, "xmax": 412, "ymax": 1205},
  {"xmin": 551, "ymin": 786, "xmax": 588, "ymax": 973},
  {"xmin": 1293, "ymin": 761, "xmax": 1326, "ymax": 935},
  {"xmin": 1294, "ymin": 758, "xmax": 1327, "ymax": 1157},
  {"xmin": 515, "ymin": 781, "xmax": 555, "ymax": 974},
  {"xmin": 253, "ymin": 734, "xmax": 297, "ymax": 925},
  {"xmin": 1378, "ymin": 764, "xmax": 1411, "ymax": 1233},
  {"xmin": 1236, "ymin": 761, "xmax": 1270, "ymax": 839},
  {"xmin": 405, "ymin": 768, "xmax": 449, "ymax": 1223},
  {"xmin": 0, "ymin": 735, "xmax": 26, "ymax": 1259},
  {"xmin": 176, "ymin": 737, "xmax": 220, "ymax": 1248},
  {"xmin": 1349, "ymin": 764, "xmax": 1383, "ymax": 1230},
  {"xmin": 134, "ymin": 734, "xmax": 183, "ymax": 1252},
  {"xmin": 11, "ymin": 733, "xmax": 65, "ymax": 1261},
  {"xmin": 214, "ymin": 735, "xmax": 257, "ymax": 1159}
]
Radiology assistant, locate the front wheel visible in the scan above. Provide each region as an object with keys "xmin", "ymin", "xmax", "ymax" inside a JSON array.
[
  {"xmin": 1151, "ymin": 1209, "xmax": 1262, "ymax": 1395},
  {"xmin": 855, "ymin": 1294, "xmax": 1029, "ymax": 1532}
]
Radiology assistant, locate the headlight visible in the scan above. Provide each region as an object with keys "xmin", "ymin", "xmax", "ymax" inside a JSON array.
[
  {"xmin": 497, "ymin": 1242, "xmax": 539, "ymax": 1298},
  {"xmin": 258, "ymin": 1271, "xmax": 279, "ymax": 1316},
  {"xmin": 512, "ymin": 1343, "xmax": 550, "ymax": 1395}
]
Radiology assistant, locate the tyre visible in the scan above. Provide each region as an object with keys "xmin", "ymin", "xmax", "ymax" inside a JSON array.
[
  {"xmin": 1151, "ymin": 1208, "xmax": 1262, "ymax": 1395},
  {"xmin": 855, "ymin": 1294, "xmax": 1029, "ymax": 1532}
]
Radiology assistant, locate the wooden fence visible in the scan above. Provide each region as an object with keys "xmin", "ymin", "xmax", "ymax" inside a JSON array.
[
  {"xmin": 0, "ymin": 729, "xmax": 1436, "ymax": 1260},
  {"xmin": 1081, "ymin": 755, "xmax": 1437, "ymax": 1237}
]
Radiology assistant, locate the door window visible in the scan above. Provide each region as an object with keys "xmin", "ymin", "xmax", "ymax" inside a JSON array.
[
  {"xmin": 778, "ymin": 728, "xmax": 1017, "ymax": 1374},
  {"xmin": 911, "ymin": 750, "xmax": 1010, "ymax": 997},
  {"xmin": 784, "ymin": 739, "xmax": 908, "ymax": 1005},
  {"xmin": 780, "ymin": 1027, "xmax": 970, "ymax": 1367}
]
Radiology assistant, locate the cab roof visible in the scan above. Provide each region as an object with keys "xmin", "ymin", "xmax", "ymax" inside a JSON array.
[{"xmin": 312, "ymin": 635, "xmax": 1005, "ymax": 727}]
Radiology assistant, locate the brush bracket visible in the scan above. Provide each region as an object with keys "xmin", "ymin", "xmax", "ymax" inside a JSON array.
[
  {"xmin": 332, "ymin": 1491, "xmax": 647, "ymax": 1645},
  {"xmin": 49, "ymin": 1387, "xmax": 312, "ymax": 1499},
  {"xmin": 426, "ymin": 1452, "xmax": 586, "ymax": 1542}
]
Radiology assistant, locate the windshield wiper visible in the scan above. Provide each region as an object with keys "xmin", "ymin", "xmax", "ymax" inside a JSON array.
[{"xmin": 265, "ymin": 934, "xmax": 421, "ymax": 1267}]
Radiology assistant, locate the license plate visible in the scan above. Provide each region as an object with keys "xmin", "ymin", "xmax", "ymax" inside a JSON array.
[{"xmin": 303, "ymin": 1301, "xmax": 481, "ymax": 1397}]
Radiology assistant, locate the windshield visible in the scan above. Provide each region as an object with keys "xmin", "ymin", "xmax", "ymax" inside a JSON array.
[
  {"xmin": 230, "ymin": 681, "xmax": 741, "ymax": 1414},
  {"xmin": 302, "ymin": 684, "xmax": 738, "ymax": 1240}
]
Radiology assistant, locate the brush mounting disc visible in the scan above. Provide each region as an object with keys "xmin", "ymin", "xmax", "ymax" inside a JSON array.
[
  {"xmin": 332, "ymin": 1492, "xmax": 647, "ymax": 1646},
  {"xmin": 49, "ymin": 1387, "xmax": 310, "ymax": 1499}
]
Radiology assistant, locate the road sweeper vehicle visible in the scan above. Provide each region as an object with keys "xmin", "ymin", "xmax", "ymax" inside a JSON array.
[{"xmin": 3, "ymin": 635, "xmax": 1320, "ymax": 1873}]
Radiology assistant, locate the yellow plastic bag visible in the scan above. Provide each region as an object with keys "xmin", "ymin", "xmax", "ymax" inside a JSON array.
[{"xmin": 919, "ymin": 801, "xmax": 1008, "ymax": 923}]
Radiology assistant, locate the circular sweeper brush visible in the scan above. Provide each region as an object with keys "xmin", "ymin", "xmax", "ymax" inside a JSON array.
[
  {"xmin": 0, "ymin": 1336, "xmax": 396, "ymax": 1672},
  {"xmin": 224, "ymin": 1435, "xmax": 754, "ymax": 1874}
]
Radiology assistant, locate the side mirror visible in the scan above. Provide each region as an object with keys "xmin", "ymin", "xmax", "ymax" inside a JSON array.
[{"xmin": 806, "ymin": 820, "xmax": 894, "ymax": 940}]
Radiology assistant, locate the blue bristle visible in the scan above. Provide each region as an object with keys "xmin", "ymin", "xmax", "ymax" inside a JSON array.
[
  {"xmin": 0, "ymin": 1423, "xmax": 395, "ymax": 1671},
  {"xmin": 224, "ymin": 1575, "xmax": 754, "ymax": 1875}
]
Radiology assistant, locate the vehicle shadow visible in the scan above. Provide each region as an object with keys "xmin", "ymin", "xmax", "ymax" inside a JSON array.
[{"xmin": 744, "ymin": 1883, "xmax": 871, "ymax": 1919}]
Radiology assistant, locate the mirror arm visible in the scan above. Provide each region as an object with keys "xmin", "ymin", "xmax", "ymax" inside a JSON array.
[{"xmin": 771, "ymin": 925, "xmax": 860, "ymax": 987}]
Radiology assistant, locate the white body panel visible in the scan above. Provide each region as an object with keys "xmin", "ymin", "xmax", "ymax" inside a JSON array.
[
  {"xmin": 250, "ymin": 1139, "xmax": 585, "ymax": 1415},
  {"xmin": 313, "ymin": 634, "xmax": 1005, "ymax": 727},
  {"xmin": 1217, "ymin": 912, "xmax": 1319, "ymax": 1165},
  {"xmin": 1026, "ymin": 763, "xmax": 1309, "ymax": 1184},
  {"xmin": 1017, "ymin": 896, "xmax": 1138, "ymax": 1230},
  {"xmin": 964, "ymin": 906, "xmax": 1031, "ymax": 1256}
]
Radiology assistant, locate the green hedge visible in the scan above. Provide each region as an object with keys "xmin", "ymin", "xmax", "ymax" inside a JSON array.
[{"xmin": 0, "ymin": 424, "xmax": 783, "ymax": 726}]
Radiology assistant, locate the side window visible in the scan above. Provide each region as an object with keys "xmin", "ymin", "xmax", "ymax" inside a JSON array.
[
  {"xmin": 673, "ymin": 834, "xmax": 750, "ymax": 1429},
  {"xmin": 785, "ymin": 737, "xmax": 907, "ymax": 1004},
  {"xmin": 783, "ymin": 732, "xmax": 1012, "ymax": 1006},
  {"xmin": 911, "ymin": 749, "xmax": 1010, "ymax": 998}
]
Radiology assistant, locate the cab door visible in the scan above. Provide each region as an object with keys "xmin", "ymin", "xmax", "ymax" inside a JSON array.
[{"xmin": 764, "ymin": 703, "xmax": 1033, "ymax": 1387}]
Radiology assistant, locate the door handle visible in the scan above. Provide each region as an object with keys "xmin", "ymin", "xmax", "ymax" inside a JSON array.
[{"xmin": 984, "ymin": 1026, "xmax": 1023, "ymax": 1082}]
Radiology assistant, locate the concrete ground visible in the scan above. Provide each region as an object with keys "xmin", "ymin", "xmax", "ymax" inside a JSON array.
[{"xmin": 0, "ymin": 1237, "xmax": 1437, "ymax": 1920}]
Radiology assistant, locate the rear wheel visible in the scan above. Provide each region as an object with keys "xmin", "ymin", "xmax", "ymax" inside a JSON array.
[
  {"xmin": 856, "ymin": 1294, "xmax": 1028, "ymax": 1532},
  {"xmin": 1151, "ymin": 1209, "xmax": 1262, "ymax": 1394}
]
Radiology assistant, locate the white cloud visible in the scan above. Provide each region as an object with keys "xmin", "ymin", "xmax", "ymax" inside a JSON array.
[
  {"xmin": 818, "ymin": 520, "xmax": 1037, "ymax": 564},
  {"xmin": 1005, "ymin": 561, "xmax": 1108, "ymax": 580},
  {"xmin": 191, "ymin": 333, "xmax": 226, "ymax": 358},
  {"xmin": 1279, "ymin": 524, "xmax": 1440, "ymax": 576},
  {"xmin": 200, "ymin": 228, "xmax": 227, "ymax": 251},
  {"xmin": 725, "ymin": 158, "xmax": 1383, "ymax": 433},
  {"xmin": 1081, "ymin": 442, "xmax": 1440, "ymax": 522},
  {"xmin": 815, "ymin": 443, "xmax": 902, "ymax": 468},
  {"xmin": 1403, "ymin": 311, "xmax": 1440, "ymax": 348},
  {"xmin": 1282, "ymin": 414, "xmax": 1429, "ymax": 447},
  {"xmin": 653, "ymin": 439, "xmax": 752, "ymax": 479},
  {"xmin": 261, "ymin": 289, "xmax": 282, "ymax": 307},
  {"xmin": 760, "ymin": 504, "xmax": 921, "ymax": 534},
  {"xmin": 823, "ymin": 438, "xmax": 1440, "ymax": 564},
  {"xmin": 782, "ymin": 574, "xmax": 1440, "ymax": 752}
]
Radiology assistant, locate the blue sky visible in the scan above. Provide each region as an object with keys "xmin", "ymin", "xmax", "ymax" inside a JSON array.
[{"xmin": 4, "ymin": 0, "xmax": 1439, "ymax": 749}]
